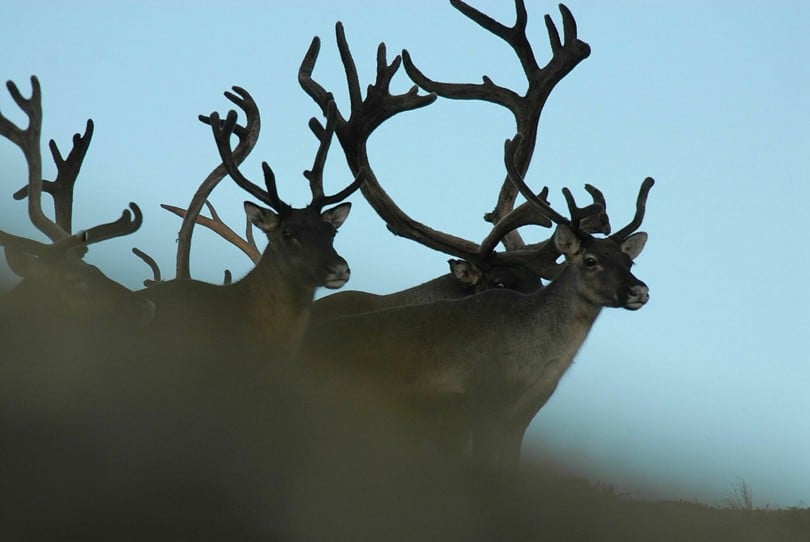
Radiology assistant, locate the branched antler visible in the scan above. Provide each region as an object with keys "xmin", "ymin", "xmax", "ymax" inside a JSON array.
[
  {"xmin": 13, "ymin": 119, "xmax": 94, "ymax": 233},
  {"xmin": 0, "ymin": 76, "xmax": 67, "ymax": 241},
  {"xmin": 305, "ymin": 103, "xmax": 366, "ymax": 209},
  {"xmin": 402, "ymin": 2, "xmax": 591, "ymax": 249},
  {"xmin": 503, "ymin": 133, "xmax": 654, "ymax": 277},
  {"xmin": 1, "ymin": 76, "xmax": 142, "ymax": 252},
  {"xmin": 83, "ymin": 203, "xmax": 143, "ymax": 244},
  {"xmin": 173, "ymin": 87, "xmax": 261, "ymax": 279},
  {"xmin": 301, "ymin": 24, "xmax": 500, "ymax": 263},
  {"xmin": 162, "ymin": 200, "xmax": 260, "ymax": 263},
  {"xmin": 206, "ymin": 91, "xmax": 364, "ymax": 217}
]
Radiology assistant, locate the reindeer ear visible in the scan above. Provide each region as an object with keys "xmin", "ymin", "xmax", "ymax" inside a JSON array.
[
  {"xmin": 621, "ymin": 232, "xmax": 647, "ymax": 260},
  {"xmin": 449, "ymin": 259, "xmax": 482, "ymax": 287},
  {"xmin": 553, "ymin": 225, "xmax": 581, "ymax": 256},
  {"xmin": 244, "ymin": 201, "xmax": 281, "ymax": 233},
  {"xmin": 321, "ymin": 202, "xmax": 351, "ymax": 229}
]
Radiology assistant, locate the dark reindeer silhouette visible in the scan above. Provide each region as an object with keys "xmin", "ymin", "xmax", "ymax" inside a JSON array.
[
  {"xmin": 0, "ymin": 76, "xmax": 150, "ymax": 327},
  {"xmin": 138, "ymin": 89, "xmax": 363, "ymax": 357},
  {"xmin": 302, "ymin": 2, "xmax": 611, "ymax": 324},
  {"xmin": 299, "ymin": 2, "xmax": 654, "ymax": 465},
  {"xmin": 304, "ymin": 137, "xmax": 653, "ymax": 465}
]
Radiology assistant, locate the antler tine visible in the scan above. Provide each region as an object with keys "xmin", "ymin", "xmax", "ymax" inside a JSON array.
[
  {"xmin": 207, "ymin": 110, "xmax": 262, "ymax": 201},
  {"xmin": 172, "ymin": 86, "xmax": 262, "ymax": 279},
  {"xmin": 82, "ymin": 202, "xmax": 143, "ymax": 245},
  {"xmin": 504, "ymin": 135, "xmax": 570, "ymax": 227},
  {"xmin": 13, "ymin": 119, "xmax": 94, "ymax": 234},
  {"xmin": 208, "ymin": 108, "xmax": 290, "ymax": 214},
  {"xmin": 562, "ymin": 186, "xmax": 608, "ymax": 234},
  {"xmin": 581, "ymin": 184, "xmax": 611, "ymax": 235},
  {"xmin": 1, "ymin": 76, "xmax": 68, "ymax": 241},
  {"xmin": 259, "ymin": 162, "xmax": 289, "ymax": 214},
  {"xmin": 222, "ymin": 86, "xmax": 260, "ymax": 136},
  {"xmin": 299, "ymin": 36, "xmax": 337, "ymax": 117},
  {"xmin": 321, "ymin": 168, "xmax": 366, "ymax": 207},
  {"xmin": 610, "ymin": 177, "xmax": 655, "ymax": 241},
  {"xmin": 452, "ymin": 0, "xmax": 539, "ymax": 75},
  {"xmin": 132, "ymin": 247, "xmax": 162, "ymax": 287},
  {"xmin": 300, "ymin": 23, "xmax": 437, "ymax": 141},
  {"xmin": 304, "ymin": 102, "xmax": 337, "ymax": 206},
  {"xmin": 162, "ymin": 201, "xmax": 261, "ymax": 263},
  {"xmin": 403, "ymin": 0, "xmax": 539, "ymax": 109},
  {"xmin": 306, "ymin": 106, "xmax": 367, "ymax": 209},
  {"xmin": 479, "ymin": 190, "xmax": 553, "ymax": 256},
  {"xmin": 584, "ymin": 184, "xmax": 606, "ymax": 210}
]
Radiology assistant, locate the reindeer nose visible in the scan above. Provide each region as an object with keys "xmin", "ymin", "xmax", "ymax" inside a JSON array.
[
  {"xmin": 323, "ymin": 261, "xmax": 350, "ymax": 289},
  {"xmin": 625, "ymin": 284, "xmax": 649, "ymax": 309}
]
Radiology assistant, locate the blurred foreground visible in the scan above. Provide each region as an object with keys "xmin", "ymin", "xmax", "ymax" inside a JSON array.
[{"xmin": 1, "ymin": 290, "xmax": 808, "ymax": 541}]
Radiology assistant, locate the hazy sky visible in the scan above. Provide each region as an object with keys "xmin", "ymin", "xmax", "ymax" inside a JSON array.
[{"xmin": 2, "ymin": 1, "xmax": 808, "ymax": 507}]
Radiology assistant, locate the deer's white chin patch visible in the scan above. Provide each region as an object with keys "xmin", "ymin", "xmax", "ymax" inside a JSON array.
[
  {"xmin": 624, "ymin": 299, "xmax": 647, "ymax": 310},
  {"xmin": 324, "ymin": 278, "xmax": 349, "ymax": 289}
]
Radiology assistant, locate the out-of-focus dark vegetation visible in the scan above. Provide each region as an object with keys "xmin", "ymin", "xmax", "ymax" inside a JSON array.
[{"xmin": 1, "ymin": 290, "xmax": 808, "ymax": 541}]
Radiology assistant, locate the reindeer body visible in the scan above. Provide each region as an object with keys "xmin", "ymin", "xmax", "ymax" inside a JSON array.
[
  {"xmin": 138, "ymin": 89, "xmax": 362, "ymax": 357},
  {"xmin": 143, "ymin": 256, "xmax": 314, "ymax": 356},
  {"xmin": 141, "ymin": 201, "xmax": 352, "ymax": 357},
  {"xmin": 304, "ymin": 228, "xmax": 649, "ymax": 465},
  {"xmin": 312, "ymin": 261, "xmax": 541, "ymax": 323}
]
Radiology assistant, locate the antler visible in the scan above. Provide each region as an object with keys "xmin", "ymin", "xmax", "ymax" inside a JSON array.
[
  {"xmin": 132, "ymin": 247, "xmax": 162, "ymax": 287},
  {"xmin": 171, "ymin": 86, "xmax": 260, "ymax": 280},
  {"xmin": 504, "ymin": 135, "xmax": 577, "ymax": 230},
  {"xmin": 304, "ymin": 102, "xmax": 366, "ymax": 211},
  {"xmin": 503, "ymin": 133, "xmax": 654, "ymax": 277},
  {"xmin": 1, "ymin": 76, "xmax": 142, "ymax": 257},
  {"xmin": 162, "ymin": 200, "xmax": 261, "ymax": 263},
  {"xmin": 402, "ymin": 2, "xmax": 591, "ymax": 249},
  {"xmin": 207, "ymin": 105, "xmax": 288, "ymax": 215},
  {"xmin": 12, "ymin": 119, "xmax": 93, "ymax": 233},
  {"xmin": 610, "ymin": 177, "xmax": 655, "ymax": 241},
  {"xmin": 82, "ymin": 203, "xmax": 143, "ymax": 244},
  {"xmin": 478, "ymin": 189, "xmax": 551, "ymax": 255},
  {"xmin": 206, "ymin": 88, "xmax": 363, "ymax": 219},
  {"xmin": 300, "ymin": 23, "xmax": 551, "ymax": 267},
  {"xmin": 0, "ymin": 76, "xmax": 68, "ymax": 241}
]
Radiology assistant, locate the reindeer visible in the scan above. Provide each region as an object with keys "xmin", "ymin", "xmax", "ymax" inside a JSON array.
[
  {"xmin": 160, "ymin": 4, "xmax": 605, "ymax": 325},
  {"xmin": 138, "ymin": 89, "xmax": 364, "ymax": 357},
  {"xmin": 311, "ymin": 259, "xmax": 541, "ymax": 323},
  {"xmin": 299, "ymin": 2, "xmax": 654, "ymax": 465},
  {"xmin": 302, "ymin": 2, "xmax": 612, "ymax": 324},
  {"xmin": 304, "ymin": 138, "xmax": 653, "ymax": 466},
  {"xmin": 0, "ymin": 76, "xmax": 152, "ymax": 328}
]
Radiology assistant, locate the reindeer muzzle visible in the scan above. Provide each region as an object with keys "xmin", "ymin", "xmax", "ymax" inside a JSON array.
[{"xmin": 623, "ymin": 283, "xmax": 649, "ymax": 310}]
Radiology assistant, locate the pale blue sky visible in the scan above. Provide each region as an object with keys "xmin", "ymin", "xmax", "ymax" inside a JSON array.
[{"xmin": 2, "ymin": 1, "xmax": 808, "ymax": 507}]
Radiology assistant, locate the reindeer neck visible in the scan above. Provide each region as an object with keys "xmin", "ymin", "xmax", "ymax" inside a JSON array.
[
  {"xmin": 529, "ymin": 264, "xmax": 603, "ymax": 342},
  {"xmin": 232, "ymin": 250, "xmax": 317, "ymax": 353}
]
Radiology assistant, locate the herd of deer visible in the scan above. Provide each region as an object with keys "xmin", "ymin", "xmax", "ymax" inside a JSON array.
[{"xmin": 0, "ymin": 2, "xmax": 653, "ymax": 467}]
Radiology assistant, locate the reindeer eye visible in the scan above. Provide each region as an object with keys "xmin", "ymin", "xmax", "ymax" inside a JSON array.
[
  {"xmin": 495, "ymin": 282, "xmax": 505, "ymax": 288},
  {"xmin": 282, "ymin": 230, "xmax": 295, "ymax": 240},
  {"xmin": 585, "ymin": 256, "xmax": 599, "ymax": 269}
]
